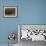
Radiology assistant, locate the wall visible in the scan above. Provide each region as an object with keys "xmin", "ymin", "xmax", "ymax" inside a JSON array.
[
  {"xmin": 0, "ymin": 0, "xmax": 46, "ymax": 44},
  {"xmin": 0, "ymin": 0, "xmax": 18, "ymax": 44}
]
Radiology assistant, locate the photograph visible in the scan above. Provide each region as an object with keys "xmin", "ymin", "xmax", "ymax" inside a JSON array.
[{"xmin": 4, "ymin": 6, "xmax": 17, "ymax": 17}]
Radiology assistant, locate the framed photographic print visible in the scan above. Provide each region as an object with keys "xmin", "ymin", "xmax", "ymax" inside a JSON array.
[
  {"xmin": 18, "ymin": 24, "xmax": 46, "ymax": 42},
  {"xmin": 4, "ymin": 6, "xmax": 17, "ymax": 17}
]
